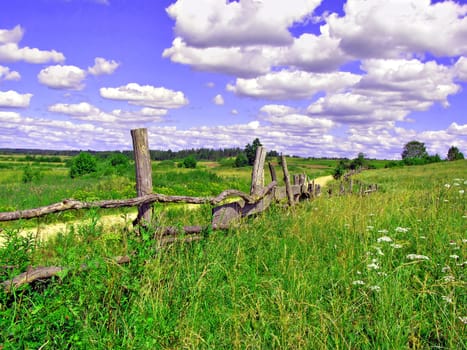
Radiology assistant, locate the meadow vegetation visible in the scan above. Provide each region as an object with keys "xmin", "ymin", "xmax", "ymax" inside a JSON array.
[{"xmin": 0, "ymin": 154, "xmax": 465, "ymax": 349}]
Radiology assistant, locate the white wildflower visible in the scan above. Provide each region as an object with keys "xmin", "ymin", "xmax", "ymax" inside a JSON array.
[
  {"xmin": 459, "ymin": 316, "xmax": 467, "ymax": 324},
  {"xmin": 459, "ymin": 190, "xmax": 465, "ymax": 195},
  {"xmin": 454, "ymin": 182, "xmax": 460, "ymax": 186},
  {"xmin": 367, "ymin": 226, "xmax": 374, "ymax": 231},
  {"xmin": 378, "ymin": 229, "xmax": 388, "ymax": 234},
  {"xmin": 450, "ymin": 255, "xmax": 459, "ymax": 260},
  {"xmin": 444, "ymin": 184, "xmax": 451, "ymax": 188},
  {"xmin": 441, "ymin": 266, "xmax": 451, "ymax": 273},
  {"xmin": 406, "ymin": 254, "xmax": 430, "ymax": 261},
  {"xmin": 367, "ymin": 262, "xmax": 380, "ymax": 270},
  {"xmin": 449, "ymin": 241, "xmax": 457, "ymax": 246},
  {"xmin": 377, "ymin": 236, "xmax": 393, "ymax": 243},
  {"xmin": 352, "ymin": 280, "xmax": 365, "ymax": 285},
  {"xmin": 444, "ymin": 199, "xmax": 449, "ymax": 202},
  {"xmin": 391, "ymin": 243, "xmax": 403, "ymax": 249},
  {"xmin": 377, "ymin": 272, "xmax": 387, "ymax": 277},
  {"xmin": 443, "ymin": 275, "xmax": 455, "ymax": 283},
  {"xmin": 357, "ymin": 270, "xmax": 362, "ymax": 275},
  {"xmin": 369, "ymin": 285, "xmax": 381, "ymax": 292},
  {"xmin": 462, "ymin": 239, "xmax": 467, "ymax": 244},
  {"xmin": 375, "ymin": 247, "xmax": 385, "ymax": 256},
  {"xmin": 395, "ymin": 227, "xmax": 410, "ymax": 233},
  {"xmin": 442, "ymin": 295, "xmax": 453, "ymax": 303}
]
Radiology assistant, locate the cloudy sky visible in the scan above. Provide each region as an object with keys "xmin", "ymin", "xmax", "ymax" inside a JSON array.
[{"xmin": 1, "ymin": 0, "xmax": 466, "ymax": 159}]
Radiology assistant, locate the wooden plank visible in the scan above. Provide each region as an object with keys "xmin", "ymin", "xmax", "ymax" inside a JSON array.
[{"xmin": 131, "ymin": 128, "xmax": 153, "ymax": 226}]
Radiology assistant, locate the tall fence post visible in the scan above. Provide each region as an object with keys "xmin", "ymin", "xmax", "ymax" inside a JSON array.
[
  {"xmin": 131, "ymin": 128, "xmax": 153, "ymax": 226},
  {"xmin": 281, "ymin": 155, "xmax": 294, "ymax": 206},
  {"xmin": 250, "ymin": 146, "xmax": 267, "ymax": 195}
]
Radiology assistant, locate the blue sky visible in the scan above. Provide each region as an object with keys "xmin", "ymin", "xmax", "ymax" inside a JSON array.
[{"xmin": 0, "ymin": 0, "xmax": 466, "ymax": 159}]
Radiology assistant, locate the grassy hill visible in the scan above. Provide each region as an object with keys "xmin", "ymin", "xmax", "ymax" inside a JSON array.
[{"xmin": 0, "ymin": 159, "xmax": 466, "ymax": 348}]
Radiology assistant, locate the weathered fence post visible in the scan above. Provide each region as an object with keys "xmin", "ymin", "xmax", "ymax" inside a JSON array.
[
  {"xmin": 250, "ymin": 146, "xmax": 267, "ymax": 195},
  {"xmin": 131, "ymin": 128, "xmax": 153, "ymax": 226},
  {"xmin": 281, "ymin": 155, "xmax": 294, "ymax": 206},
  {"xmin": 268, "ymin": 162, "xmax": 277, "ymax": 182}
]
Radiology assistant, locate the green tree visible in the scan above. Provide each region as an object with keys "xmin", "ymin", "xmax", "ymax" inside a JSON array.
[
  {"xmin": 234, "ymin": 152, "xmax": 248, "ymax": 167},
  {"xmin": 401, "ymin": 141, "xmax": 428, "ymax": 160},
  {"xmin": 22, "ymin": 165, "xmax": 42, "ymax": 183},
  {"xmin": 69, "ymin": 152, "xmax": 97, "ymax": 178},
  {"xmin": 447, "ymin": 146, "xmax": 464, "ymax": 161},
  {"xmin": 109, "ymin": 152, "xmax": 129, "ymax": 167},
  {"xmin": 182, "ymin": 155, "xmax": 197, "ymax": 168},
  {"xmin": 245, "ymin": 138, "xmax": 262, "ymax": 166}
]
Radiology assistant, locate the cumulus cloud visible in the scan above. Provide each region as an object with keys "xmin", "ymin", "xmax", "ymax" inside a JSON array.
[
  {"xmin": 37, "ymin": 65, "xmax": 87, "ymax": 90},
  {"xmin": 166, "ymin": 0, "xmax": 322, "ymax": 48},
  {"xmin": 327, "ymin": 0, "xmax": 467, "ymax": 59},
  {"xmin": 0, "ymin": 90, "xmax": 32, "ymax": 108},
  {"xmin": 48, "ymin": 102, "xmax": 116, "ymax": 122},
  {"xmin": 454, "ymin": 56, "xmax": 467, "ymax": 82},
  {"xmin": 213, "ymin": 94, "xmax": 224, "ymax": 105},
  {"xmin": 88, "ymin": 57, "xmax": 120, "ymax": 75},
  {"xmin": 227, "ymin": 70, "xmax": 361, "ymax": 99},
  {"xmin": 0, "ymin": 65, "xmax": 20, "ymax": 81},
  {"xmin": 100, "ymin": 83, "xmax": 188, "ymax": 109},
  {"xmin": 0, "ymin": 25, "xmax": 65, "ymax": 64}
]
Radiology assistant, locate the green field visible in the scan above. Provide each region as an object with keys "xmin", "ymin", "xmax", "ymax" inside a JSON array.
[{"xmin": 0, "ymin": 156, "xmax": 466, "ymax": 349}]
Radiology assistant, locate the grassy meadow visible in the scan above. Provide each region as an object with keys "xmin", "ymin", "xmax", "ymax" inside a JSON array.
[{"xmin": 0, "ymin": 156, "xmax": 466, "ymax": 349}]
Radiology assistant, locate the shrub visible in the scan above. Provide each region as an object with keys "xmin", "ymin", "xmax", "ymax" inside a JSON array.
[
  {"xmin": 69, "ymin": 152, "xmax": 97, "ymax": 178},
  {"xmin": 22, "ymin": 164, "xmax": 42, "ymax": 183},
  {"xmin": 234, "ymin": 153, "xmax": 248, "ymax": 167},
  {"xmin": 181, "ymin": 156, "xmax": 197, "ymax": 169}
]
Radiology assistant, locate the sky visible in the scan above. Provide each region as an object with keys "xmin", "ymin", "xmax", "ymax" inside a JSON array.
[{"xmin": 0, "ymin": 0, "xmax": 467, "ymax": 159}]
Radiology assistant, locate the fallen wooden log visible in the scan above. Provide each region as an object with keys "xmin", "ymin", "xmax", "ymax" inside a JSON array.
[{"xmin": 0, "ymin": 183, "xmax": 277, "ymax": 222}]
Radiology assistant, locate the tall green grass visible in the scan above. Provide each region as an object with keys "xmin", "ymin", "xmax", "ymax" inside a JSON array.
[{"xmin": 1, "ymin": 160, "xmax": 465, "ymax": 348}]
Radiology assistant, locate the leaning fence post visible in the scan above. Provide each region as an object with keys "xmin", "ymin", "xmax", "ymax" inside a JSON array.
[
  {"xmin": 281, "ymin": 155, "xmax": 294, "ymax": 206},
  {"xmin": 131, "ymin": 128, "xmax": 153, "ymax": 227},
  {"xmin": 250, "ymin": 146, "xmax": 267, "ymax": 195}
]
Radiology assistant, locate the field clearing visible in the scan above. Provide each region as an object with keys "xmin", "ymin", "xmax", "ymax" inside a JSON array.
[{"xmin": 0, "ymin": 157, "xmax": 466, "ymax": 348}]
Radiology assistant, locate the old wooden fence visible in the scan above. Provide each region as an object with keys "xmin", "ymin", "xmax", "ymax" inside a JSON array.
[{"xmin": 0, "ymin": 128, "xmax": 378, "ymax": 291}]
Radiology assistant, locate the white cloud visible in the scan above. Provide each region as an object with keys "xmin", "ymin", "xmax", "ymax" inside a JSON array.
[
  {"xmin": 227, "ymin": 70, "xmax": 361, "ymax": 99},
  {"xmin": 0, "ymin": 43, "xmax": 65, "ymax": 64},
  {"xmin": 0, "ymin": 65, "xmax": 20, "ymax": 81},
  {"xmin": 454, "ymin": 56, "xmax": 467, "ymax": 82},
  {"xmin": 447, "ymin": 122, "xmax": 467, "ymax": 136},
  {"xmin": 213, "ymin": 94, "xmax": 224, "ymax": 105},
  {"xmin": 100, "ymin": 83, "xmax": 188, "ymax": 109},
  {"xmin": 231, "ymin": 109, "xmax": 239, "ymax": 115},
  {"xmin": 0, "ymin": 90, "xmax": 32, "ymax": 108},
  {"xmin": 48, "ymin": 102, "xmax": 116, "ymax": 122},
  {"xmin": 37, "ymin": 65, "xmax": 87, "ymax": 90},
  {"xmin": 88, "ymin": 57, "xmax": 120, "ymax": 75},
  {"xmin": 163, "ymin": 38, "xmax": 276, "ymax": 77},
  {"xmin": 166, "ymin": 0, "xmax": 322, "ymax": 48},
  {"xmin": 0, "ymin": 25, "xmax": 23, "ymax": 44},
  {"xmin": 327, "ymin": 0, "xmax": 467, "ymax": 59}
]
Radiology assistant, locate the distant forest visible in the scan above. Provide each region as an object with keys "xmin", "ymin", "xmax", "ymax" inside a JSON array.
[{"xmin": 0, "ymin": 147, "xmax": 247, "ymax": 161}]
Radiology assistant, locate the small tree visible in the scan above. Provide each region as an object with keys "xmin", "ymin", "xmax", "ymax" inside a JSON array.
[
  {"xmin": 245, "ymin": 138, "xmax": 262, "ymax": 166},
  {"xmin": 109, "ymin": 152, "xmax": 129, "ymax": 167},
  {"xmin": 234, "ymin": 152, "xmax": 248, "ymax": 167},
  {"xmin": 447, "ymin": 146, "xmax": 464, "ymax": 161},
  {"xmin": 182, "ymin": 155, "xmax": 197, "ymax": 168},
  {"xmin": 22, "ymin": 164, "xmax": 42, "ymax": 183},
  {"xmin": 69, "ymin": 152, "xmax": 97, "ymax": 178},
  {"xmin": 401, "ymin": 141, "xmax": 428, "ymax": 160}
]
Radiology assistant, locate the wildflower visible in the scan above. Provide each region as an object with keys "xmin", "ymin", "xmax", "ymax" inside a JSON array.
[
  {"xmin": 460, "ymin": 190, "xmax": 465, "ymax": 195},
  {"xmin": 391, "ymin": 243, "xmax": 403, "ymax": 249},
  {"xmin": 459, "ymin": 317, "xmax": 467, "ymax": 324},
  {"xmin": 377, "ymin": 272, "xmax": 387, "ymax": 277},
  {"xmin": 443, "ymin": 275, "xmax": 455, "ymax": 283},
  {"xmin": 420, "ymin": 236, "xmax": 427, "ymax": 239},
  {"xmin": 377, "ymin": 236, "xmax": 393, "ymax": 243},
  {"xmin": 406, "ymin": 254, "xmax": 430, "ymax": 260},
  {"xmin": 352, "ymin": 280, "xmax": 365, "ymax": 285},
  {"xmin": 395, "ymin": 227, "xmax": 410, "ymax": 233},
  {"xmin": 454, "ymin": 182, "xmax": 460, "ymax": 186},
  {"xmin": 378, "ymin": 229, "xmax": 388, "ymax": 234},
  {"xmin": 369, "ymin": 285, "xmax": 381, "ymax": 292},
  {"xmin": 367, "ymin": 262, "xmax": 380, "ymax": 270},
  {"xmin": 375, "ymin": 247, "xmax": 384, "ymax": 256},
  {"xmin": 449, "ymin": 241, "xmax": 457, "ymax": 246},
  {"xmin": 462, "ymin": 239, "xmax": 467, "ymax": 244},
  {"xmin": 441, "ymin": 266, "xmax": 451, "ymax": 273},
  {"xmin": 449, "ymin": 255, "xmax": 459, "ymax": 260},
  {"xmin": 444, "ymin": 184, "xmax": 451, "ymax": 188},
  {"xmin": 444, "ymin": 199, "xmax": 449, "ymax": 202},
  {"xmin": 366, "ymin": 225, "xmax": 374, "ymax": 231},
  {"xmin": 442, "ymin": 296, "xmax": 453, "ymax": 303}
]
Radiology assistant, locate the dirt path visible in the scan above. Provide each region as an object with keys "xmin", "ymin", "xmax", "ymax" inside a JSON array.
[{"xmin": 1, "ymin": 175, "xmax": 334, "ymax": 245}]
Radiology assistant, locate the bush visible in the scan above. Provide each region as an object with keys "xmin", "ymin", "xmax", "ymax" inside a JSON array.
[
  {"xmin": 22, "ymin": 164, "xmax": 43, "ymax": 183},
  {"xmin": 69, "ymin": 152, "xmax": 97, "ymax": 178},
  {"xmin": 108, "ymin": 152, "xmax": 129, "ymax": 167},
  {"xmin": 234, "ymin": 153, "xmax": 248, "ymax": 167},
  {"xmin": 181, "ymin": 156, "xmax": 197, "ymax": 169}
]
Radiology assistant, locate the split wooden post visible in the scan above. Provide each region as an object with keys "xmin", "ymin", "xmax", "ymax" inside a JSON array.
[
  {"xmin": 281, "ymin": 155, "xmax": 294, "ymax": 206},
  {"xmin": 131, "ymin": 128, "xmax": 153, "ymax": 226},
  {"xmin": 250, "ymin": 146, "xmax": 267, "ymax": 195},
  {"xmin": 268, "ymin": 162, "xmax": 277, "ymax": 182}
]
